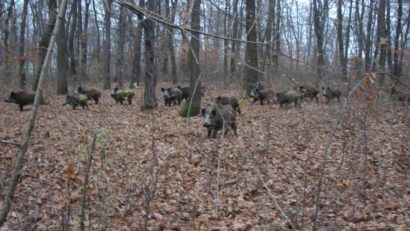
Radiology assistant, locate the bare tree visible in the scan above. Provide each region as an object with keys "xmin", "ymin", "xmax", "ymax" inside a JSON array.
[
  {"xmin": 312, "ymin": 0, "xmax": 329, "ymax": 80},
  {"xmin": 116, "ymin": 5, "xmax": 126, "ymax": 87},
  {"xmin": 68, "ymin": 0, "xmax": 79, "ymax": 78},
  {"xmin": 373, "ymin": 0, "xmax": 388, "ymax": 85},
  {"xmin": 142, "ymin": 0, "xmax": 158, "ymax": 108},
  {"xmin": 18, "ymin": 0, "xmax": 29, "ymax": 90},
  {"xmin": 230, "ymin": 0, "xmax": 239, "ymax": 81},
  {"xmin": 103, "ymin": 0, "xmax": 112, "ymax": 89},
  {"xmin": 131, "ymin": 0, "xmax": 145, "ymax": 86},
  {"xmin": 188, "ymin": 0, "xmax": 202, "ymax": 115},
  {"xmin": 245, "ymin": 0, "xmax": 259, "ymax": 94},
  {"xmin": 56, "ymin": 0, "xmax": 69, "ymax": 95},
  {"xmin": 32, "ymin": 0, "xmax": 57, "ymax": 94}
]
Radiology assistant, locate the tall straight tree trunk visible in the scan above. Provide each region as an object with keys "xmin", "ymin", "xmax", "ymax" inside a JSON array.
[
  {"xmin": 116, "ymin": 5, "xmax": 126, "ymax": 87},
  {"xmin": 229, "ymin": 0, "xmax": 239, "ymax": 81},
  {"xmin": 336, "ymin": 0, "xmax": 347, "ymax": 80},
  {"xmin": 354, "ymin": 0, "xmax": 365, "ymax": 61},
  {"xmin": 188, "ymin": 0, "xmax": 202, "ymax": 115},
  {"xmin": 33, "ymin": 0, "xmax": 57, "ymax": 92},
  {"xmin": 386, "ymin": 0, "xmax": 392, "ymax": 73},
  {"xmin": 131, "ymin": 0, "xmax": 145, "ymax": 86},
  {"xmin": 18, "ymin": 0, "xmax": 29, "ymax": 90},
  {"xmin": 373, "ymin": 0, "xmax": 387, "ymax": 85},
  {"xmin": 56, "ymin": 0, "xmax": 68, "ymax": 95},
  {"xmin": 272, "ymin": 0, "xmax": 280, "ymax": 74},
  {"xmin": 169, "ymin": 0, "xmax": 178, "ymax": 84},
  {"xmin": 393, "ymin": 0, "xmax": 402, "ymax": 80},
  {"xmin": 92, "ymin": 0, "xmax": 101, "ymax": 61},
  {"xmin": 103, "ymin": 0, "xmax": 112, "ymax": 89},
  {"xmin": 3, "ymin": 0, "xmax": 15, "ymax": 76},
  {"xmin": 313, "ymin": 0, "xmax": 328, "ymax": 81},
  {"xmin": 80, "ymin": 0, "xmax": 92, "ymax": 83},
  {"xmin": 223, "ymin": 1, "xmax": 230, "ymax": 87},
  {"xmin": 264, "ymin": 0, "xmax": 275, "ymax": 83},
  {"xmin": 364, "ymin": 0, "xmax": 374, "ymax": 71},
  {"xmin": 244, "ymin": 0, "xmax": 259, "ymax": 94},
  {"xmin": 68, "ymin": 0, "xmax": 78, "ymax": 78},
  {"xmin": 143, "ymin": 0, "xmax": 158, "ymax": 108}
]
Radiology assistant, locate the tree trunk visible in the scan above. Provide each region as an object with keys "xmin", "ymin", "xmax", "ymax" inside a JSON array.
[
  {"xmin": 68, "ymin": 0, "xmax": 78, "ymax": 78},
  {"xmin": 80, "ymin": 0, "xmax": 92, "ymax": 84},
  {"xmin": 336, "ymin": 0, "xmax": 346, "ymax": 80},
  {"xmin": 313, "ymin": 0, "xmax": 328, "ymax": 81},
  {"xmin": 373, "ymin": 0, "xmax": 387, "ymax": 85},
  {"xmin": 56, "ymin": 0, "xmax": 69, "ymax": 95},
  {"xmin": 92, "ymin": 0, "xmax": 101, "ymax": 61},
  {"xmin": 143, "ymin": 0, "xmax": 158, "ymax": 108},
  {"xmin": 116, "ymin": 5, "xmax": 126, "ymax": 87},
  {"xmin": 188, "ymin": 0, "xmax": 202, "ymax": 115},
  {"xmin": 393, "ymin": 0, "xmax": 402, "ymax": 79},
  {"xmin": 273, "ymin": 0, "xmax": 280, "ymax": 74},
  {"xmin": 229, "ymin": 0, "xmax": 239, "ymax": 82},
  {"xmin": 103, "ymin": 0, "xmax": 112, "ymax": 89},
  {"xmin": 244, "ymin": 0, "xmax": 259, "ymax": 94},
  {"xmin": 32, "ymin": 0, "xmax": 57, "ymax": 93},
  {"xmin": 264, "ymin": 0, "xmax": 275, "ymax": 83},
  {"xmin": 169, "ymin": 1, "xmax": 178, "ymax": 84},
  {"xmin": 223, "ymin": 1, "xmax": 230, "ymax": 88},
  {"xmin": 18, "ymin": 0, "xmax": 29, "ymax": 90},
  {"xmin": 364, "ymin": 0, "xmax": 374, "ymax": 72},
  {"xmin": 131, "ymin": 0, "xmax": 145, "ymax": 86}
]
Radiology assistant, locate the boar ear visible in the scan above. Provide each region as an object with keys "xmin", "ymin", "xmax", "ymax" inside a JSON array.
[
  {"xmin": 161, "ymin": 88, "xmax": 165, "ymax": 92},
  {"xmin": 201, "ymin": 108, "xmax": 206, "ymax": 116}
]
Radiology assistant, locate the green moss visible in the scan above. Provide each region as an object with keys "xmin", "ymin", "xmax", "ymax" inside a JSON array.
[{"xmin": 179, "ymin": 101, "xmax": 200, "ymax": 117}]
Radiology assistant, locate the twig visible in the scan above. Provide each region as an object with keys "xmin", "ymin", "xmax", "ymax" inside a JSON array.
[
  {"xmin": 0, "ymin": 140, "xmax": 20, "ymax": 147},
  {"xmin": 80, "ymin": 133, "xmax": 96, "ymax": 231}
]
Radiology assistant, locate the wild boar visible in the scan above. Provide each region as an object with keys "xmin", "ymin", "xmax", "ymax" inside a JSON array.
[
  {"xmin": 75, "ymin": 87, "xmax": 101, "ymax": 104},
  {"xmin": 215, "ymin": 96, "xmax": 241, "ymax": 114},
  {"xmin": 250, "ymin": 86, "xmax": 275, "ymax": 105},
  {"xmin": 298, "ymin": 85, "xmax": 319, "ymax": 102},
  {"xmin": 276, "ymin": 90, "xmax": 301, "ymax": 108},
  {"xmin": 110, "ymin": 87, "xmax": 135, "ymax": 105},
  {"xmin": 5, "ymin": 91, "xmax": 35, "ymax": 111},
  {"xmin": 202, "ymin": 104, "xmax": 237, "ymax": 138},
  {"xmin": 161, "ymin": 87, "xmax": 183, "ymax": 106},
  {"xmin": 64, "ymin": 94, "xmax": 88, "ymax": 109},
  {"xmin": 322, "ymin": 86, "xmax": 341, "ymax": 103}
]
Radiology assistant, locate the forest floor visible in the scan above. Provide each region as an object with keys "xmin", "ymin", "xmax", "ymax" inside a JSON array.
[{"xmin": 0, "ymin": 84, "xmax": 409, "ymax": 230}]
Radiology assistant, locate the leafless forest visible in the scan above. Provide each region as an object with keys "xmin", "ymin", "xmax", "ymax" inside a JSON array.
[{"xmin": 0, "ymin": 0, "xmax": 409, "ymax": 230}]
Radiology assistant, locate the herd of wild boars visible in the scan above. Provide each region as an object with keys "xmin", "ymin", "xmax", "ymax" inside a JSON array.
[{"xmin": 3, "ymin": 82, "xmax": 408, "ymax": 138}]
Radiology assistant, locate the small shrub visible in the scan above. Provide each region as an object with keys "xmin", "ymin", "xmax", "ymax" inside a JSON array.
[{"xmin": 179, "ymin": 101, "xmax": 200, "ymax": 117}]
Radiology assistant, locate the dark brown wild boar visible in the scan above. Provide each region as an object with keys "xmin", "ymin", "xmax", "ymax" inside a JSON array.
[
  {"xmin": 202, "ymin": 104, "xmax": 237, "ymax": 138},
  {"xmin": 215, "ymin": 96, "xmax": 241, "ymax": 114},
  {"xmin": 110, "ymin": 87, "xmax": 135, "ymax": 105},
  {"xmin": 5, "ymin": 91, "xmax": 35, "ymax": 111},
  {"xmin": 64, "ymin": 94, "xmax": 89, "ymax": 109},
  {"xmin": 75, "ymin": 87, "xmax": 101, "ymax": 104}
]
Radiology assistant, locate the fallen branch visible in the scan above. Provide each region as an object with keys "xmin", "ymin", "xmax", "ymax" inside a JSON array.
[{"xmin": 0, "ymin": 140, "xmax": 20, "ymax": 147}]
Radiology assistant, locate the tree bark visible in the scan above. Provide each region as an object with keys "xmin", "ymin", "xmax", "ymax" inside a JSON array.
[
  {"xmin": 313, "ymin": 0, "xmax": 328, "ymax": 81},
  {"xmin": 116, "ymin": 5, "xmax": 126, "ymax": 87},
  {"xmin": 229, "ymin": 0, "xmax": 239, "ymax": 81},
  {"xmin": 32, "ymin": 0, "xmax": 57, "ymax": 94},
  {"xmin": 244, "ymin": 0, "xmax": 259, "ymax": 94},
  {"xmin": 373, "ymin": 0, "xmax": 387, "ymax": 85},
  {"xmin": 103, "ymin": 0, "xmax": 112, "ymax": 89},
  {"xmin": 143, "ymin": 0, "xmax": 158, "ymax": 108},
  {"xmin": 68, "ymin": 0, "xmax": 78, "ymax": 78},
  {"xmin": 56, "ymin": 0, "xmax": 69, "ymax": 95},
  {"xmin": 188, "ymin": 0, "xmax": 202, "ymax": 115},
  {"xmin": 131, "ymin": 0, "xmax": 145, "ymax": 86},
  {"xmin": 0, "ymin": 0, "xmax": 68, "ymax": 226},
  {"xmin": 393, "ymin": 0, "xmax": 402, "ymax": 79},
  {"xmin": 18, "ymin": 0, "xmax": 29, "ymax": 90}
]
